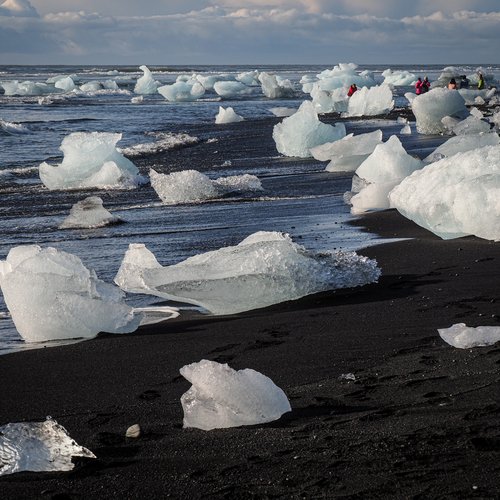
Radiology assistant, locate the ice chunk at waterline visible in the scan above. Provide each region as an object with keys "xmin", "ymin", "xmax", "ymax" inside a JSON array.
[
  {"xmin": 273, "ymin": 100, "xmax": 346, "ymax": 158},
  {"xmin": 114, "ymin": 232, "xmax": 381, "ymax": 315},
  {"xmin": 149, "ymin": 169, "xmax": 262, "ymax": 205},
  {"xmin": 60, "ymin": 196, "xmax": 123, "ymax": 229},
  {"xmin": 439, "ymin": 324, "xmax": 500, "ymax": 349},
  {"xmin": 0, "ymin": 245, "xmax": 142, "ymax": 342},
  {"xmin": 180, "ymin": 360, "xmax": 291, "ymax": 430},
  {"xmin": 409, "ymin": 88, "xmax": 468, "ymax": 135},
  {"xmin": 258, "ymin": 72, "xmax": 294, "ymax": 99},
  {"xmin": 389, "ymin": 145, "xmax": 500, "ymax": 241},
  {"xmin": 215, "ymin": 106, "xmax": 244, "ymax": 124},
  {"xmin": 157, "ymin": 82, "xmax": 205, "ymax": 102},
  {"xmin": 344, "ymin": 84, "xmax": 394, "ymax": 117},
  {"xmin": 39, "ymin": 132, "xmax": 142, "ymax": 190},
  {"xmin": 310, "ymin": 130, "xmax": 383, "ymax": 172},
  {"xmin": 134, "ymin": 65, "xmax": 158, "ymax": 95},
  {"xmin": 0, "ymin": 417, "xmax": 95, "ymax": 476}
]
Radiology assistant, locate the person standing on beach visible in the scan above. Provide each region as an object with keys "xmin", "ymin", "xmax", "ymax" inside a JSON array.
[
  {"xmin": 422, "ymin": 76, "xmax": 430, "ymax": 92},
  {"xmin": 477, "ymin": 73, "xmax": 485, "ymax": 90},
  {"xmin": 347, "ymin": 83, "xmax": 357, "ymax": 97},
  {"xmin": 415, "ymin": 77, "xmax": 424, "ymax": 95},
  {"xmin": 448, "ymin": 78, "xmax": 457, "ymax": 90}
]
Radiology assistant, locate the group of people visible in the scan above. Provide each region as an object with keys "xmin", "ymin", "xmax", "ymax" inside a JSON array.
[{"xmin": 448, "ymin": 72, "xmax": 485, "ymax": 90}]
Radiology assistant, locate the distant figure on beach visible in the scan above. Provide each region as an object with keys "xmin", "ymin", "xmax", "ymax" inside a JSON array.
[
  {"xmin": 448, "ymin": 78, "xmax": 457, "ymax": 90},
  {"xmin": 477, "ymin": 73, "xmax": 485, "ymax": 90},
  {"xmin": 460, "ymin": 75, "xmax": 470, "ymax": 89},
  {"xmin": 422, "ymin": 76, "xmax": 430, "ymax": 93},
  {"xmin": 415, "ymin": 77, "xmax": 424, "ymax": 95},
  {"xmin": 347, "ymin": 84, "xmax": 357, "ymax": 97}
]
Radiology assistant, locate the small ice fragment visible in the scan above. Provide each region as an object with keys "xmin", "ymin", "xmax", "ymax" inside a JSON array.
[
  {"xmin": 400, "ymin": 124, "xmax": 411, "ymax": 135},
  {"xmin": 215, "ymin": 106, "xmax": 244, "ymax": 124},
  {"xmin": 0, "ymin": 417, "xmax": 95, "ymax": 476},
  {"xmin": 60, "ymin": 196, "xmax": 123, "ymax": 229},
  {"xmin": 438, "ymin": 323, "xmax": 500, "ymax": 349},
  {"xmin": 339, "ymin": 373, "xmax": 356, "ymax": 381},
  {"xmin": 125, "ymin": 424, "xmax": 141, "ymax": 438},
  {"xmin": 131, "ymin": 95, "xmax": 144, "ymax": 104},
  {"xmin": 180, "ymin": 359, "xmax": 291, "ymax": 430}
]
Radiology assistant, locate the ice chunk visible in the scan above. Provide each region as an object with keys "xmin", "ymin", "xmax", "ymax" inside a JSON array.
[
  {"xmin": 411, "ymin": 88, "xmax": 468, "ymax": 135},
  {"xmin": 236, "ymin": 70, "xmax": 260, "ymax": 86},
  {"xmin": 269, "ymin": 107, "xmax": 297, "ymax": 117},
  {"xmin": 0, "ymin": 119, "xmax": 31, "ymax": 135},
  {"xmin": 158, "ymin": 82, "xmax": 205, "ymax": 102},
  {"xmin": 350, "ymin": 181, "xmax": 400, "ymax": 214},
  {"xmin": 134, "ymin": 65, "xmax": 158, "ymax": 95},
  {"xmin": 79, "ymin": 81, "xmax": 102, "ymax": 92},
  {"xmin": 215, "ymin": 106, "xmax": 244, "ymax": 124},
  {"xmin": 131, "ymin": 95, "xmax": 143, "ymax": 104},
  {"xmin": 424, "ymin": 133, "xmax": 500, "ymax": 163},
  {"xmin": 438, "ymin": 323, "xmax": 500, "ymax": 349},
  {"xmin": 114, "ymin": 231, "xmax": 381, "ymax": 315},
  {"xmin": 389, "ymin": 145, "xmax": 500, "ymax": 241},
  {"xmin": 452, "ymin": 116, "xmax": 492, "ymax": 136},
  {"xmin": 0, "ymin": 80, "xmax": 55, "ymax": 96},
  {"xmin": 180, "ymin": 360, "xmax": 291, "ymax": 430},
  {"xmin": 121, "ymin": 132, "xmax": 200, "ymax": 157},
  {"xmin": 39, "ymin": 132, "xmax": 142, "ymax": 190},
  {"xmin": 457, "ymin": 89, "xmax": 489, "ymax": 105},
  {"xmin": 273, "ymin": 100, "xmax": 346, "ymax": 158},
  {"xmin": 54, "ymin": 76, "xmax": 76, "ymax": 92},
  {"xmin": 149, "ymin": 169, "xmax": 262, "ymax": 205},
  {"xmin": 382, "ymin": 69, "xmax": 417, "ymax": 86},
  {"xmin": 258, "ymin": 72, "xmax": 294, "ymax": 99},
  {"xmin": 314, "ymin": 63, "xmax": 375, "ymax": 91},
  {"xmin": 310, "ymin": 130, "xmax": 383, "ymax": 172},
  {"xmin": 0, "ymin": 245, "xmax": 143, "ymax": 342},
  {"xmin": 213, "ymin": 81, "xmax": 253, "ymax": 98},
  {"xmin": 400, "ymin": 124, "xmax": 411, "ymax": 135},
  {"xmin": 310, "ymin": 85, "xmax": 349, "ymax": 114},
  {"xmin": 0, "ymin": 417, "xmax": 95, "ymax": 476},
  {"xmin": 344, "ymin": 84, "xmax": 394, "ymax": 117},
  {"xmin": 60, "ymin": 196, "xmax": 123, "ymax": 229}
]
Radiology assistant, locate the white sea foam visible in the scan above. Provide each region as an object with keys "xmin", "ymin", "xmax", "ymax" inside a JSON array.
[
  {"xmin": 121, "ymin": 132, "xmax": 200, "ymax": 157},
  {"xmin": 0, "ymin": 119, "xmax": 31, "ymax": 135}
]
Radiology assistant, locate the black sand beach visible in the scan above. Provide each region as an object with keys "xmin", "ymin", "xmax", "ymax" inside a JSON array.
[{"xmin": 1, "ymin": 210, "xmax": 499, "ymax": 499}]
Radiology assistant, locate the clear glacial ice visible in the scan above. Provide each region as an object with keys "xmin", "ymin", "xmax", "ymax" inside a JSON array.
[
  {"xmin": 158, "ymin": 81, "xmax": 205, "ymax": 101},
  {"xmin": 424, "ymin": 133, "xmax": 500, "ymax": 163},
  {"xmin": 344, "ymin": 84, "xmax": 394, "ymax": 117},
  {"xmin": 215, "ymin": 106, "xmax": 244, "ymax": 124},
  {"xmin": 60, "ymin": 196, "xmax": 123, "ymax": 229},
  {"xmin": 382, "ymin": 69, "xmax": 417, "ymax": 86},
  {"xmin": 114, "ymin": 231, "xmax": 381, "ymax": 315},
  {"xmin": 39, "ymin": 132, "xmax": 143, "ymax": 190},
  {"xmin": 0, "ymin": 417, "xmax": 95, "ymax": 476},
  {"xmin": 180, "ymin": 359, "xmax": 291, "ymax": 430},
  {"xmin": 438, "ymin": 323, "xmax": 500, "ymax": 349},
  {"xmin": 258, "ymin": 72, "xmax": 295, "ymax": 99},
  {"xmin": 134, "ymin": 65, "xmax": 158, "ymax": 95}
]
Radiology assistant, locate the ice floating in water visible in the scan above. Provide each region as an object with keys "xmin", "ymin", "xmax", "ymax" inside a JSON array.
[
  {"xmin": 400, "ymin": 124, "xmax": 411, "ymax": 135},
  {"xmin": 60, "ymin": 196, "xmax": 123, "ymax": 229},
  {"xmin": 389, "ymin": 145, "xmax": 500, "ymax": 241},
  {"xmin": 39, "ymin": 132, "xmax": 143, "ymax": 190},
  {"xmin": 259, "ymin": 72, "xmax": 294, "ymax": 99},
  {"xmin": 79, "ymin": 81, "xmax": 102, "ymax": 92},
  {"xmin": 0, "ymin": 119, "xmax": 30, "ymax": 135},
  {"xmin": 0, "ymin": 417, "xmax": 95, "ymax": 476},
  {"xmin": 121, "ymin": 132, "xmax": 200, "ymax": 157},
  {"xmin": 438, "ymin": 323, "xmax": 500, "ymax": 349},
  {"xmin": 213, "ymin": 81, "xmax": 253, "ymax": 98},
  {"xmin": 149, "ymin": 169, "xmax": 262, "ymax": 205},
  {"xmin": 312, "ymin": 63, "xmax": 375, "ymax": 92},
  {"xmin": 215, "ymin": 106, "xmax": 244, "ymax": 124},
  {"xmin": 273, "ymin": 100, "xmax": 346, "ymax": 158},
  {"xmin": 180, "ymin": 360, "xmax": 291, "ymax": 430},
  {"xmin": 0, "ymin": 80, "xmax": 56, "ymax": 96},
  {"xmin": 382, "ymin": 69, "xmax": 416, "ymax": 86},
  {"xmin": 131, "ymin": 95, "xmax": 143, "ymax": 104},
  {"xmin": 236, "ymin": 70, "xmax": 260, "ymax": 86},
  {"xmin": 350, "ymin": 135, "xmax": 423, "ymax": 214},
  {"xmin": 114, "ymin": 231, "xmax": 381, "ymax": 315},
  {"xmin": 54, "ymin": 76, "xmax": 76, "ymax": 92},
  {"xmin": 134, "ymin": 65, "xmax": 158, "ymax": 95},
  {"xmin": 344, "ymin": 84, "xmax": 394, "ymax": 117},
  {"xmin": 0, "ymin": 245, "xmax": 142, "ymax": 342},
  {"xmin": 158, "ymin": 82, "xmax": 205, "ymax": 102},
  {"xmin": 310, "ymin": 130, "xmax": 383, "ymax": 172},
  {"xmin": 424, "ymin": 133, "xmax": 500, "ymax": 163},
  {"xmin": 269, "ymin": 107, "xmax": 297, "ymax": 117},
  {"xmin": 409, "ymin": 88, "xmax": 468, "ymax": 135}
]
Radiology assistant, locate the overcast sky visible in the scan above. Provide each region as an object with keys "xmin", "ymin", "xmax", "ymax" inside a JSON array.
[{"xmin": 1, "ymin": 0, "xmax": 499, "ymax": 65}]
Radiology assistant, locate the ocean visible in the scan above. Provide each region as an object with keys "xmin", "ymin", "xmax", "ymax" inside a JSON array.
[{"xmin": 0, "ymin": 63, "xmax": 498, "ymax": 353}]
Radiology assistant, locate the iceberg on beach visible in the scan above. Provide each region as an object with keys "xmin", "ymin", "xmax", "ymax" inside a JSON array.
[
  {"xmin": 39, "ymin": 132, "xmax": 143, "ymax": 190},
  {"xmin": 60, "ymin": 196, "xmax": 123, "ymax": 229},
  {"xmin": 158, "ymin": 82, "xmax": 205, "ymax": 102},
  {"xmin": 0, "ymin": 245, "xmax": 142, "ymax": 342},
  {"xmin": 213, "ymin": 81, "xmax": 253, "ymax": 98},
  {"xmin": 114, "ymin": 231, "xmax": 381, "ymax": 315},
  {"xmin": 344, "ymin": 84, "xmax": 394, "ymax": 117},
  {"xmin": 382, "ymin": 69, "xmax": 417, "ymax": 86},
  {"xmin": 313, "ymin": 63, "xmax": 375, "ymax": 92},
  {"xmin": 438, "ymin": 323, "xmax": 500, "ymax": 349},
  {"xmin": 259, "ymin": 72, "xmax": 294, "ymax": 99},
  {"xmin": 350, "ymin": 135, "xmax": 423, "ymax": 214},
  {"xmin": 409, "ymin": 88, "xmax": 469, "ymax": 135},
  {"xmin": 310, "ymin": 86, "xmax": 349, "ymax": 114},
  {"xmin": 273, "ymin": 100, "xmax": 346, "ymax": 158},
  {"xmin": 0, "ymin": 417, "xmax": 95, "ymax": 476},
  {"xmin": 134, "ymin": 65, "xmax": 158, "ymax": 95},
  {"xmin": 389, "ymin": 145, "xmax": 500, "ymax": 241},
  {"xmin": 149, "ymin": 169, "xmax": 262, "ymax": 205},
  {"xmin": 424, "ymin": 133, "xmax": 500, "ymax": 163},
  {"xmin": 215, "ymin": 106, "xmax": 244, "ymax": 124},
  {"xmin": 180, "ymin": 360, "xmax": 291, "ymax": 430},
  {"xmin": 310, "ymin": 130, "xmax": 383, "ymax": 172}
]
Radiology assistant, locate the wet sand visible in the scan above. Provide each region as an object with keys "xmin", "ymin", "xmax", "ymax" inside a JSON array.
[{"xmin": 1, "ymin": 210, "xmax": 499, "ymax": 499}]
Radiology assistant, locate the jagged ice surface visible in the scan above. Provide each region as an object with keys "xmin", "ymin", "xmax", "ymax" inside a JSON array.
[
  {"xmin": 114, "ymin": 231, "xmax": 381, "ymax": 315},
  {"xmin": 424, "ymin": 133, "xmax": 500, "ymax": 163},
  {"xmin": 438, "ymin": 323, "xmax": 500, "ymax": 349},
  {"xmin": 0, "ymin": 417, "xmax": 95, "ymax": 476},
  {"xmin": 180, "ymin": 360, "xmax": 291, "ymax": 430}
]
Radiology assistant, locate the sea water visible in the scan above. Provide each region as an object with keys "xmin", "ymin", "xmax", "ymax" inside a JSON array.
[{"xmin": 0, "ymin": 63, "xmax": 498, "ymax": 353}]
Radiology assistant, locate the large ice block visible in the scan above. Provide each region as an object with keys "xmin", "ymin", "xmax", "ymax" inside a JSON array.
[
  {"xmin": 438, "ymin": 323, "xmax": 500, "ymax": 349},
  {"xmin": 114, "ymin": 231, "xmax": 381, "ymax": 315},
  {"xmin": 134, "ymin": 65, "xmax": 158, "ymax": 95},
  {"xmin": 213, "ymin": 81, "xmax": 253, "ymax": 98},
  {"xmin": 259, "ymin": 72, "xmax": 294, "ymax": 99},
  {"xmin": 157, "ymin": 82, "xmax": 205, "ymax": 101},
  {"xmin": 382, "ymin": 69, "xmax": 417, "ymax": 86},
  {"xmin": 344, "ymin": 84, "xmax": 394, "ymax": 117}
]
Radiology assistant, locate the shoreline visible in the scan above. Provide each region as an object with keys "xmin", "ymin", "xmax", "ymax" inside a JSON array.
[{"xmin": 1, "ymin": 209, "xmax": 499, "ymax": 498}]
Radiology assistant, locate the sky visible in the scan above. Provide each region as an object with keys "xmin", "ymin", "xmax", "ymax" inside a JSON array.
[{"xmin": 0, "ymin": 0, "xmax": 499, "ymax": 65}]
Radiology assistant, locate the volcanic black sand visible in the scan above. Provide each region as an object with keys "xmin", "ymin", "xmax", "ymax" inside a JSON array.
[{"xmin": 1, "ymin": 209, "xmax": 499, "ymax": 499}]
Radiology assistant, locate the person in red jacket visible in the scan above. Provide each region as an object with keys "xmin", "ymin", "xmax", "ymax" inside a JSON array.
[
  {"xmin": 415, "ymin": 77, "xmax": 424, "ymax": 95},
  {"xmin": 347, "ymin": 83, "xmax": 357, "ymax": 97}
]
